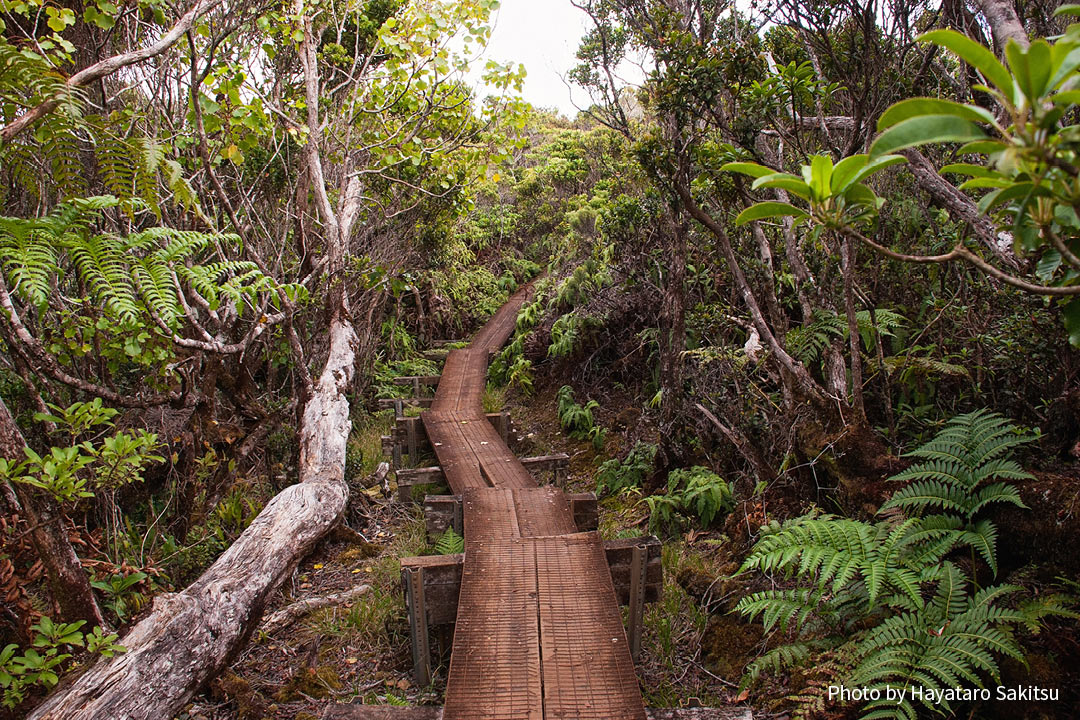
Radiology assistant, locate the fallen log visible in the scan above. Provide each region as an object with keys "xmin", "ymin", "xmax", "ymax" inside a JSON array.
[
  {"xmin": 28, "ymin": 313, "xmax": 360, "ymax": 720},
  {"xmin": 260, "ymin": 585, "xmax": 371, "ymax": 634}
]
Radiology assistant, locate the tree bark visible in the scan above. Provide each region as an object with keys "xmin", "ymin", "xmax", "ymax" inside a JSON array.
[
  {"xmin": 260, "ymin": 585, "xmax": 370, "ymax": 634},
  {"xmin": 0, "ymin": 398, "xmax": 106, "ymax": 630},
  {"xmin": 840, "ymin": 233, "xmax": 865, "ymax": 422},
  {"xmin": 972, "ymin": 0, "xmax": 1029, "ymax": 52},
  {"xmin": 657, "ymin": 213, "xmax": 689, "ymax": 469}
]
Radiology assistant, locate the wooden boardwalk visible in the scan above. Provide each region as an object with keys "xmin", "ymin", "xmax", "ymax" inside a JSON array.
[{"xmin": 423, "ymin": 288, "xmax": 647, "ymax": 720}]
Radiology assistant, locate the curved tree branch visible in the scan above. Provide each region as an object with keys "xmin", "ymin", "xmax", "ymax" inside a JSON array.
[{"xmin": 0, "ymin": 0, "xmax": 224, "ymax": 143}]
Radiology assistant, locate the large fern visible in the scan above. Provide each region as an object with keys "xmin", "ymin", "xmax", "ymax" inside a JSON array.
[
  {"xmin": 735, "ymin": 411, "xmax": 1070, "ymax": 720},
  {"xmin": 786, "ymin": 308, "xmax": 906, "ymax": 363},
  {"xmin": 880, "ymin": 410, "xmax": 1030, "ymax": 574},
  {"xmin": 0, "ymin": 197, "xmax": 293, "ymax": 333}
]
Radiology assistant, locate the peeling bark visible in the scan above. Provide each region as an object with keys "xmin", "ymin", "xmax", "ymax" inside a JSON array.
[
  {"xmin": 260, "ymin": 585, "xmax": 371, "ymax": 634},
  {"xmin": 972, "ymin": 0, "xmax": 1029, "ymax": 51}
]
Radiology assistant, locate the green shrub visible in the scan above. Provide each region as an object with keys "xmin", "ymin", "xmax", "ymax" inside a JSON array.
[
  {"xmin": 1, "ymin": 617, "xmax": 124, "ymax": 709},
  {"xmin": 647, "ymin": 467, "xmax": 734, "ymax": 534},
  {"xmin": 556, "ymin": 385, "xmax": 606, "ymax": 449},
  {"xmin": 596, "ymin": 441, "xmax": 657, "ymax": 495}
]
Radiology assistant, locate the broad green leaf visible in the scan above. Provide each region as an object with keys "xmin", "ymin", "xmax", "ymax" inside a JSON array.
[
  {"xmin": 1006, "ymin": 39, "xmax": 1051, "ymax": 105},
  {"xmin": 1048, "ymin": 42, "xmax": 1080, "ymax": 93},
  {"xmin": 1056, "ymin": 3, "xmax": 1080, "ymax": 15},
  {"xmin": 809, "ymin": 154, "xmax": 833, "ymax": 199},
  {"xmin": 844, "ymin": 182, "xmax": 884, "ymax": 210},
  {"xmin": 877, "ymin": 98, "xmax": 996, "ymax": 131},
  {"xmin": 752, "ymin": 172, "xmax": 811, "ymax": 199},
  {"xmin": 831, "ymin": 154, "xmax": 869, "ymax": 194},
  {"xmin": 841, "ymin": 155, "xmax": 908, "ymax": 192},
  {"xmin": 958, "ymin": 139, "xmax": 1008, "ymax": 155},
  {"xmin": 976, "ymin": 182, "xmax": 1052, "ymax": 213},
  {"xmin": 919, "ymin": 30, "xmax": 1015, "ymax": 99},
  {"xmin": 722, "ymin": 161, "xmax": 776, "ymax": 178},
  {"xmin": 958, "ymin": 177, "xmax": 1011, "ymax": 190},
  {"xmin": 735, "ymin": 202, "xmax": 809, "ymax": 226},
  {"xmin": 1062, "ymin": 297, "xmax": 1080, "ymax": 347},
  {"xmin": 869, "ymin": 115, "xmax": 986, "ymax": 158},
  {"xmin": 1052, "ymin": 89, "xmax": 1080, "ymax": 106},
  {"xmin": 756, "ymin": 177, "xmax": 812, "ymax": 200},
  {"xmin": 1037, "ymin": 250, "xmax": 1062, "ymax": 282},
  {"xmin": 940, "ymin": 163, "xmax": 995, "ymax": 177}
]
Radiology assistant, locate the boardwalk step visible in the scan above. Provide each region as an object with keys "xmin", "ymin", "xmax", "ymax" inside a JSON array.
[
  {"xmin": 400, "ymin": 536, "xmax": 663, "ymax": 626},
  {"xmin": 320, "ymin": 706, "xmax": 753, "ymax": 719}
]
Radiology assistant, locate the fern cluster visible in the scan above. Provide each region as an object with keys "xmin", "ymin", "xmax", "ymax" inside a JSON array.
[
  {"xmin": 647, "ymin": 466, "xmax": 734, "ymax": 533},
  {"xmin": 550, "ymin": 252, "xmax": 611, "ymax": 310},
  {"xmin": 595, "ymin": 441, "xmax": 657, "ymax": 495},
  {"xmin": 0, "ymin": 196, "xmax": 302, "ymax": 330},
  {"xmin": 434, "ymin": 527, "xmax": 464, "ymax": 555},
  {"xmin": 735, "ymin": 411, "xmax": 1073, "ymax": 720},
  {"xmin": 556, "ymin": 385, "xmax": 606, "ymax": 449},
  {"xmin": 786, "ymin": 308, "xmax": 905, "ymax": 364}
]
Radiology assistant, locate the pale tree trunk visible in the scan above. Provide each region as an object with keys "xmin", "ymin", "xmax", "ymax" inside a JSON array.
[
  {"xmin": 840, "ymin": 233, "xmax": 865, "ymax": 422},
  {"xmin": 27, "ymin": 305, "xmax": 357, "ymax": 720},
  {"xmin": 0, "ymin": 398, "xmax": 106, "ymax": 630},
  {"xmin": 972, "ymin": 0, "xmax": 1028, "ymax": 51},
  {"xmin": 27, "ymin": 17, "xmax": 362, "ymax": 720}
]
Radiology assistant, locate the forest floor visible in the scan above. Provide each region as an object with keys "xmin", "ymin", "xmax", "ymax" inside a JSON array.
[
  {"xmin": 168, "ymin": 369, "xmax": 1080, "ymax": 720},
  {"xmin": 179, "ymin": 381, "xmax": 757, "ymax": 720}
]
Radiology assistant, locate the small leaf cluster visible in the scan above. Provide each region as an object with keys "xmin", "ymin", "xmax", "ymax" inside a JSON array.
[
  {"xmin": 0, "ymin": 399, "xmax": 162, "ymax": 504},
  {"xmin": 1, "ymin": 617, "xmax": 124, "ymax": 709},
  {"xmin": 556, "ymin": 385, "xmax": 606, "ymax": 450},
  {"xmin": 646, "ymin": 466, "xmax": 734, "ymax": 534}
]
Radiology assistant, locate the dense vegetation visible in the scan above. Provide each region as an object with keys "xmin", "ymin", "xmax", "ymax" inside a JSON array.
[{"xmin": 1, "ymin": 0, "xmax": 1079, "ymax": 718}]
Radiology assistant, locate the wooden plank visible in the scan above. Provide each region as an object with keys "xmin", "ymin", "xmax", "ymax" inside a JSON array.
[
  {"xmin": 401, "ymin": 554, "xmax": 464, "ymax": 626},
  {"xmin": 377, "ymin": 397, "xmax": 434, "ymax": 408},
  {"xmin": 535, "ymin": 533, "xmax": 646, "ymax": 720},
  {"xmin": 443, "ymin": 541, "xmax": 542, "ymax": 720},
  {"xmin": 321, "ymin": 708, "xmax": 752, "ymax": 720},
  {"xmin": 398, "ymin": 535, "xmax": 661, "ymax": 625},
  {"xmin": 569, "ymin": 492, "xmax": 599, "ymax": 531},
  {"xmin": 423, "ymin": 495, "xmax": 462, "ymax": 541},
  {"xmin": 391, "ymin": 375, "xmax": 442, "ymax": 385}
]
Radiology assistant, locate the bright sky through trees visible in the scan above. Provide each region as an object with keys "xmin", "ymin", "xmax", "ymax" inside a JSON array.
[{"xmin": 468, "ymin": 0, "xmax": 592, "ymax": 117}]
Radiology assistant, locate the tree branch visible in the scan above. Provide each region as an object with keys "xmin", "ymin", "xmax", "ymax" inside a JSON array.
[{"xmin": 0, "ymin": 0, "xmax": 224, "ymax": 143}]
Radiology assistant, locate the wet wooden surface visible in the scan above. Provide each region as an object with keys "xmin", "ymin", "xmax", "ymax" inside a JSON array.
[{"xmin": 417, "ymin": 286, "xmax": 647, "ymax": 720}]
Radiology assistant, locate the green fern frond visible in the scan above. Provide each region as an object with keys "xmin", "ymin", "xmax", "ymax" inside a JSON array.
[{"xmin": 434, "ymin": 527, "xmax": 464, "ymax": 555}]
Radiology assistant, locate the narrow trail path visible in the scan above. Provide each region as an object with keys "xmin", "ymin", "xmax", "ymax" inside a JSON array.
[{"xmin": 425, "ymin": 287, "xmax": 646, "ymax": 720}]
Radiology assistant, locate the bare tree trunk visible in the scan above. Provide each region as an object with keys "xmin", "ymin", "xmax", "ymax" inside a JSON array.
[
  {"xmin": 0, "ymin": 398, "xmax": 106, "ymax": 630},
  {"xmin": 27, "ymin": 299, "xmax": 357, "ymax": 720},
  {"xmin": 657, "ymin": 214, "xmax": 689, "ymax": 470},
  {"xmin": 841, "ymin": 233, "xmax": 865, "ymax": 422},
  {"xmin": 972, "ymin": 0, "xmax": 1029, "ymax": 51}
]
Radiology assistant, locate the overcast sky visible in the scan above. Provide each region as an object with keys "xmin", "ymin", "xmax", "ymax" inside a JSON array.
[{"xmin": 470, "ymin": 0, "xmax": 595, "ymax": 117}]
